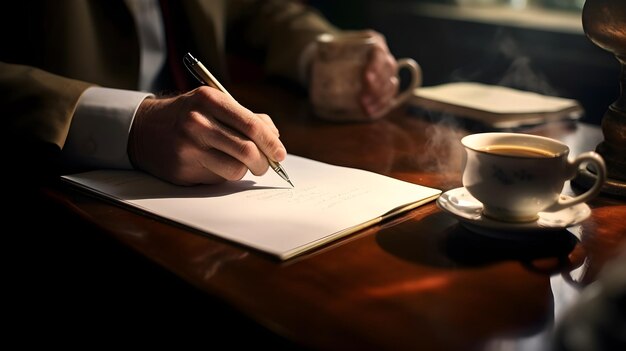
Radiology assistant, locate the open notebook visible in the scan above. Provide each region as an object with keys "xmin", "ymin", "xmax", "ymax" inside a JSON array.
[
  {"xmin": 62, "ymin": 155, "xmax": 441, "ymax": 260},
  {"xmin": 411, "ymin": 82, "xmax": 584, "ymax": 128}
]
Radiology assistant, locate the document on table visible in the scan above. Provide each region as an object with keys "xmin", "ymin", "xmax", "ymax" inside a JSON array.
[
  {"xmin": 411, "ymin": 82, "xmax": 583, "ymax": 128},
  {"xmin": 62, "ymin": 155, "xmax": 441, "ymax": 260}
]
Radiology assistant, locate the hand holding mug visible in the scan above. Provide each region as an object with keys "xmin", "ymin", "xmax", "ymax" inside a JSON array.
[{"xmin": 310, "ymin": 30, "xmax": 422, "ymax": 122}]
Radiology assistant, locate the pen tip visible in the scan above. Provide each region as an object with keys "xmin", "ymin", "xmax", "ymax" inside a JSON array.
[{"xmin": 288, "ymin": 180, "xmax": 295, "ymax": 188}]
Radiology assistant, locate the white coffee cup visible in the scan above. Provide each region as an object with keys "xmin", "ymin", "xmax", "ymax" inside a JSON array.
[
  {"xmin": 310, "ymin": 31, "xmax": 422, "ymax": 121},
  {"xmin": 461, "ymin": 132, "xmax": 606, "ymax": 222}
]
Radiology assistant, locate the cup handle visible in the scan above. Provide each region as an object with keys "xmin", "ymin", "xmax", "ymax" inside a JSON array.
[
  {"xmin": 548, "ymin": 151, "xmax": 606, "ymax": 212},
  {"xmin": 358, "ymin": 58, "xmax": 421, "ymax": 120},
  {"xmin": 388, "ymin": 58, "xmax": 422, "ymax": 110}
]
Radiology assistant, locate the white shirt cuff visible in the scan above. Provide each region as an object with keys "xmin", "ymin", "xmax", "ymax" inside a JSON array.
[{"xmin": 64, "ymin": 87, "xmax": 154, "ymax": 169}]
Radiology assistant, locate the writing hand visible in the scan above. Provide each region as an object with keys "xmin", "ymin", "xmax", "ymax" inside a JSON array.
[{"xmin": 128, "ymin": 86, "xmax": 287, "ymax": 185}]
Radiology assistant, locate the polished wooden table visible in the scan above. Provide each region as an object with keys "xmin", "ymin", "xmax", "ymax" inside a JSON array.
[{"xmin": 13, "ymin": 81, "xmax": 625, "ymax": 349}]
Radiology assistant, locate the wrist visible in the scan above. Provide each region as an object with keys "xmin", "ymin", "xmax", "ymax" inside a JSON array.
[
  {"xmin": 64, "ymin": 87, "xmax": 154, "ymax": 169},
  {"xmin": 128, "ymin": 97, "xmax": 156, "ymax": 170}
]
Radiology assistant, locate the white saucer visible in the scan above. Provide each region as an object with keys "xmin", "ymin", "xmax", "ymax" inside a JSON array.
[{"xmin": 436, "ymin": 187, "xmax": 591, "ymax": 237}]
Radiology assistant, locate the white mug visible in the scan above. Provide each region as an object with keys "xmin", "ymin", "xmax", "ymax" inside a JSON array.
[
  {"xmin": 310, "ymin": 31, "xmax": 422, "ymax": 121},
  {"xmin": 461, "ymin": 132, "xmax": 606, "ymax": 222}
]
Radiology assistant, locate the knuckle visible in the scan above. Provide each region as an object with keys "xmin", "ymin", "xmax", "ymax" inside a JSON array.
[
  {"xmin": 390, "ymin": 77, "xmax": 400, "ymax": 89},
  {"xmin": 183, "ymin": 110, "xmax": 202, "ymax": 125},
  {"xmin": 180, "ymin": 111, "xmax": 206, "ymax": 137},
  {"xmin": 191, "ymin": 86, "xmax": 225, "ymax": 109},
  {"xmin": 257, "ymin": 113, "xmax": 271, "ymax": 123},
  {"xmin": 241, "ymin": 115, "xmax": 262, "ymax": 136},
  {"xmin": 224, "ymin": 163, "xmax": 248, "ymax": 181},
  {"xmin": 238, "ymin": 140, "xmax": 257, "ymax": 159},
  {"xmin": 195, "ymin": 86, "xmax": 217, "ymax": 101}
]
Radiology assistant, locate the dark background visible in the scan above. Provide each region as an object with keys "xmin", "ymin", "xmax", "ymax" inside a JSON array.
[
  {"xmin": 309, "ymin": 0, "xmax": 620, "ymax": 126},
  {"xmin": 6, "ymin": 1, "xmax": 618, "ymax": 345}
]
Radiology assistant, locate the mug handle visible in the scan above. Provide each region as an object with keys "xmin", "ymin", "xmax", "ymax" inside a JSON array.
[
  {"xmin": 388, "ymin": 58, "xmax": 422, "ymax": 110},
  {"xmin": 374, "ymin": 58, "xmax": 422, "ymax": 118},
  {"xmin": 547, "ymin": 151, "xmax": 606, "ymax": 212}
]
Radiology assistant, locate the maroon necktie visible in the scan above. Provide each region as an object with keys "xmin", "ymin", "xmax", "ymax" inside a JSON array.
[{"xmin": 159, "ymin": 0, "xmax": 193, "ymax": 92}]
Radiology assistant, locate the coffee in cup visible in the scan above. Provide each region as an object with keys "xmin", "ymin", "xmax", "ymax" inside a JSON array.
[
  {"xmin": 310, "ymin": 31, "xmax": 421, "ymax": 121},
  {"xmin": 461, "ymin": 132, "xmax": 606, "ymax": 222}
]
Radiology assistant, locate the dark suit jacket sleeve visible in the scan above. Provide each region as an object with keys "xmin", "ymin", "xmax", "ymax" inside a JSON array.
[
  {"xmin": 231, "ymin": 0, "xmax": 340, "ymax": 83},
  {"xmin": 0, "ymin": 62, "xmax": 92, "ymax": 149}
]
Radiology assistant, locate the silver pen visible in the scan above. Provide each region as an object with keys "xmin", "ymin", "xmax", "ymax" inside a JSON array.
[{"xmin": 183, "ymin": 52, "xmax": 294, "ymax": 187}]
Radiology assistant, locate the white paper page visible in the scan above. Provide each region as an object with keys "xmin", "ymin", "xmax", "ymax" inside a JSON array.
[
  {"xmin": 414, "ymin": 82, "xmax": 578, "ymax": 114},
  {"xmin": 62, "ymin": 155, "xmax": 440, "ymax": 259}
]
